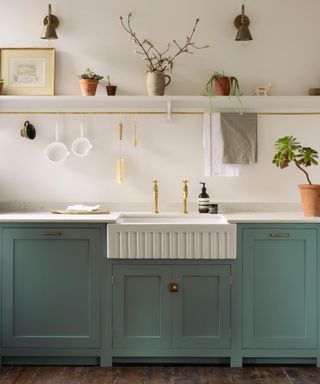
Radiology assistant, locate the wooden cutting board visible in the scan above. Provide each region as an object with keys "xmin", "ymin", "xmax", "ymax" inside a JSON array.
[{"xmin": 50, "ymin": 209, "xmax": 110, "ymax": 215}]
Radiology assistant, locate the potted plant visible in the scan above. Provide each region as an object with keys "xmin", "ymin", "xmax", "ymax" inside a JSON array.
[
  {"xmin": 273, "ymin": 136, "xmax": 320, "ymax": 216},
  {"xmin": 106, "ymin": 76, "xmax": 117, "ymax": 96},
  {"xmin": 77, "ymin": 68, "xmax": 103, "ymax": 96},
  {"xmin": 206, "ymin": 71, "xmax": 242, "ymax": 113},
  {"xmin": 120, "ymin": 13, "xmax": 209, "ymax": 96},
  {"xmin": 0, "ymin": 79, "xmax": 4, "ymax": 95}
]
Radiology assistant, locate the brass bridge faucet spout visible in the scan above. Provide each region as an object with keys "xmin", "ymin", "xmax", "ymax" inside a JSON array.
[
  {"xmin": 153, "ymin": 179, "xmax": 159, "ymax": 214},
  {"xmin": 182, "ymin": 180, "xmax": 189, "ymax": 214}
]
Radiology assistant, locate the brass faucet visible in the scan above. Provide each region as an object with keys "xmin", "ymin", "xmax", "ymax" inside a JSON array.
[
  {"xmin": 153, "ymin": 179, "xmax": 159, "ymax": 214},
  {"xmin": 182, "ymin": 180, "xmax": 189, "ymax": 214}
]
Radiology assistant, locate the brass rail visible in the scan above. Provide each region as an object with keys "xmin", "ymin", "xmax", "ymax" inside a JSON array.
[{"xmin": 0, "ymin": 111, "xmax": 320, "ymax": 116}]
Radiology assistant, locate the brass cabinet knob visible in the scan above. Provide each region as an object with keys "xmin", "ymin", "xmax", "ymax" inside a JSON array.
[{"xmin": 168, "ymin": 282, "xmax": 179, "ymax": 293}]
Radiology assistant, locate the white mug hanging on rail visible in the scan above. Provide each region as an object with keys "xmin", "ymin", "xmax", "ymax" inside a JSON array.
[
  {"xmin": 45, "ymin": 120, "xmax": 70, "ymax": 163},
  {"xmin": 71, "ymin": 116, "xmax": 93, "ymax": 157}
]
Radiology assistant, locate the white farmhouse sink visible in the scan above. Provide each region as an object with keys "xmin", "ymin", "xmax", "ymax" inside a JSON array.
[
  {"xmin": 108, "ymin": 213, "xmax": 236, "ymax": 260},
  {"xmin": 116, "ymin": 214, "xmax": 227, "ymax": 225}
]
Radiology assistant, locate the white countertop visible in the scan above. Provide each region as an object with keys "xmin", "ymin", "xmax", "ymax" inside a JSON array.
[
  {"xmin": 0, "ymin": 211, "xmax": 120, "ymax": 223},
  {"xmin": 0, "ymin": 210, "xmax": 318, "ymax": 223},
  {"xmin": 224, "ymin": 211, "xmax": 320, "ymax": 223}
]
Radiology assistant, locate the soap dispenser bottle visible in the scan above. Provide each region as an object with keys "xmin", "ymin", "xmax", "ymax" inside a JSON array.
[{"xmin": 198, "ymin": 182, "xmax": 209, "ymax": 213}]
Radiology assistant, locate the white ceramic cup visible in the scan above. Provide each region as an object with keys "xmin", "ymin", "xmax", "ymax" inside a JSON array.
[
  {"xmin": 71, "ymin": 118, "xmax": 93, "ymax": 157},
  {"xmin": 45, "ymin": 121, "xmax": 70, "ymax": 164}
]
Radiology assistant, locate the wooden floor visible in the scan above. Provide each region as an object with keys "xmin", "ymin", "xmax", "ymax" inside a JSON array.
[{"xmin": 1, "ymin": 366, "xmax": 320, "ymax": 384}]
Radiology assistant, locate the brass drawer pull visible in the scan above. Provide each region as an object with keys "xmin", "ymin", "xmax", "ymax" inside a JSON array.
[
  {"xmin": 168, "ymin": 282, "xmax": 179, "ymax": 293},
  {"xmin": 270, "ymin": 233, "xmax": 289, "ymax": 237},
  {"xmin": 41, "ymin": 231, "xmax": 63, "ymax": 236}
]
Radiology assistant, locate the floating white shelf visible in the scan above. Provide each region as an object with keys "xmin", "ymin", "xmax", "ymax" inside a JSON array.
[{"xmin": 0, "ymin": 95, "xmax": 320, "ymax": 114}]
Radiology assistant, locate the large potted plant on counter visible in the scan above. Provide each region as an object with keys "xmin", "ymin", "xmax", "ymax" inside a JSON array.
[
  {"xmin": 120, "ymin": 13, "xmax": 209, "ymax": 96},
  {"xmin": 273, "ymin": 136, "xmax": 320, "ymax": 216}
]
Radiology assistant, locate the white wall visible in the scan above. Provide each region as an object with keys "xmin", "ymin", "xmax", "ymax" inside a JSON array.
[{"xmin": 0, "ymin": 0, "xmax": 320, "ymax": 207}]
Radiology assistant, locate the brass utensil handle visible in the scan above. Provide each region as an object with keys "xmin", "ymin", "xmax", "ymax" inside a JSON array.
[
  {"xmin": 168, "ymin": 282, "xmax": 179, "ymax": 293},
  {"xmin": 270, "ymin": 233, "xmax": 289, "ymax": 237},
  {"xmin": 41, "ymin": 231, "xmax": 63, "ymax": 236}
]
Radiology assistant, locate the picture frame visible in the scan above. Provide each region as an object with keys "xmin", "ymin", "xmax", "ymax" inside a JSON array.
[{"xmin": 0, "ymin": 48, "xmax": 55, "ymax": 95}]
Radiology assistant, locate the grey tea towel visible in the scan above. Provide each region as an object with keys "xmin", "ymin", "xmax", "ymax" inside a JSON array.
[{"xmin": 221, "ymin": 113, "xmax": 257, "ymax": 164}]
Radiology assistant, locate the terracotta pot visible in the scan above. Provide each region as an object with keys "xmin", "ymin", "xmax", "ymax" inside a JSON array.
[
  {"xmin": 299, "ymin": 184, "xmax": 320, "ymax": 216},
  {"xmin": 214, "ymin": 77, "xmax": 233, "ymax": 96},
  {"xmin": 79, "ymin": 79, "xmax": 99, "ymax": 96},
  {"xmin": 0, "ymin": 84, "xmax": 3, "ymax": 95},
  {"xmin": 146, "ymin": 71, "xmax": 171, "ymax": 96},
  {"xmin": 106, "ymin": 85, "xmax": 117, "ymax": 96}
]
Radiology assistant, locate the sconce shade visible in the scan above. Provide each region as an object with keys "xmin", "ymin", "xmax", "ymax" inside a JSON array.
[
  {"xmin": 234, "ymin": 4, "xmax": 253, "ymax": 41},
  {"xmin": 41, "ymin": 4, "xmax": 59, "ymax": 40},
  {"xmin": 236, "ymin": 23, "xmax": 253, "ymax": 41}
]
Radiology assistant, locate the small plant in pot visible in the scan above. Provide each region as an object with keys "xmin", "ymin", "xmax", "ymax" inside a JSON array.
[
  {"xmin": 206, "ymin": 71, "xmax": 242, "ymax": 113},
  {"xmin": 77, "ymin": 68, "xmax": 103, "ymax": 96},
  {"xmin": 0, "ymin": 79, "xmax": 4, "ymax": 95},
  {"xmin": 106, "ymin": 76, "xmax": 117, "ymax": 96},
  {"xmin": 273, "ymin": 136, "xmax": 320, "ymax": 216}
]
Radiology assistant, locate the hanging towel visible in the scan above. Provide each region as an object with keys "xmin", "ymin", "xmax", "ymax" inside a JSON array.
[
  {"xmin": 203, "ymin": 113, "xmax": 241, "ymax": 177},
  {"xmin": 221, "ymin": 113, "xmax": 257, "ymax": 164}
]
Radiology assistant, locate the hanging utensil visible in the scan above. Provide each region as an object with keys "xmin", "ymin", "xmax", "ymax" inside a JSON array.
[
  {"xmin": 133, "ymin": 113, "xmax": 139, "ymax": 147},
  {"xmin": 44, "ymin": 120, "xmax": 70, "ymax": 164},
  {"xmin": 116, "ymin": 118, "xmax": 125, "ymax": 183},
  {"xmin": 71, "ymin": 115, "xmax": 93, "ymax": 157}
]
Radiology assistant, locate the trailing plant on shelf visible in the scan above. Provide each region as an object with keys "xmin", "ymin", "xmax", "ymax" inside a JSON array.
[
  {"xmin": 272, "ymin": 136, "xmax": 320, "ymax": 216},
  {"xmin": 205, "ymin": 71, "xmax": 243, "ymax": 114},
  {"xmin": 77, "ymin": 68, "xmax": 103, "ymax": 96}
]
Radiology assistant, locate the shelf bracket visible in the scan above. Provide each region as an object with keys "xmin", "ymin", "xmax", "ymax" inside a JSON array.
[{"xmin": 166, "ymin": 100, "xmax": 172, "ymax": 122}]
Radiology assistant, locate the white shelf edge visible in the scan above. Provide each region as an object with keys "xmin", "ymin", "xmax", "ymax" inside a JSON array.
[{"xmin": 0, "ymin": 95, "xmax": 320, "ymax": 113}]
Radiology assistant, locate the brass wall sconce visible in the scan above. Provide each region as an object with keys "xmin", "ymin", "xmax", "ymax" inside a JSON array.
[
  {"xmin": 41, "ymin": 4, "xmax": 59, "ymax": 40},
  {"xmin": 234, "ymin": 4, "xmax": 253, "ymax": 41}
]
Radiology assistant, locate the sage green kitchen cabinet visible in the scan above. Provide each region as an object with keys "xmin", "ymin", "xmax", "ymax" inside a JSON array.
[
  {"xmin": 2, "ymin": 226, "xmax": 102, "ymax": 350},
  {"xmin": 112, "ymin": 263, "xmax": 231, "ymax": 355},
  {"xmin": 241, "ymin": 227, "xmax": 317, "ymax": 350}
]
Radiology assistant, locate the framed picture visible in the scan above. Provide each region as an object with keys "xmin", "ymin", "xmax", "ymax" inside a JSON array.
[{"xmin": 0, "ymin": 48, "xmax": 55, "ymax": 95}]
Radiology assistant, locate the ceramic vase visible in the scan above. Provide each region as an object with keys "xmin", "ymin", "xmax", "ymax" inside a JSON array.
[{"xmin": 146, "ymin": 71, "xmax": 171, "ymax": 96}]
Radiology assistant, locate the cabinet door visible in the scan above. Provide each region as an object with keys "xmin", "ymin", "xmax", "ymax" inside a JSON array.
[
  {"xmin": 242, "ymin": 228, "xmax": 317, "ymax": 349},
  {"xmin": 112, "ymin": 265, "xmax": 171, "ymax": 350},
  {"xmin": 172, "ymin": 265, "xmax": 231, "ymax": 349},
  {"xmin": 2, "ymin": 227, "xmax": 101, "ymax": 348}
]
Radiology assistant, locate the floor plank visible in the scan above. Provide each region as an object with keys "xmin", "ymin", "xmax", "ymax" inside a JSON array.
[
  {"xmin": 31, "ymin": 366, "xmax": 64, "ymax": 384},
  {"xmin": 284, "ymin": 366, "xmax": 320, "ymax": 384},
  {"xmin": 0, "ymin": 366, "xmax": 24, "ymax": 384},
  {"xmin": 14, "ymin": 366, "xmax": 40, "ymax": 384},
  {"xmin": 230, "ymin": 367, "xmax": 261, "ymax": 384},
  {"xmin": 255, "ymin": 366, "xmax": 292, "ymax": 384},
  {"xmin": 198, "ymin": 367, "xmax": 232, "ymax": 384}
]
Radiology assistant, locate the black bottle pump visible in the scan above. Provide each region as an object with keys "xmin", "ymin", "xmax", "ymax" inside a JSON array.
[{"xmin": 198, "ymin": 182, "xmax": 209, "ymax": 213}]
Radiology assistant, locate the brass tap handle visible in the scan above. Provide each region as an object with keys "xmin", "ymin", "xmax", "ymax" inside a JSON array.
[
  {"xmin": 182, "ymin": 180, "xmax": 189, "ymax": 214},
  {"xmin": 153, "ymin": 179, "xmax": 159, "ymax": 214}
]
